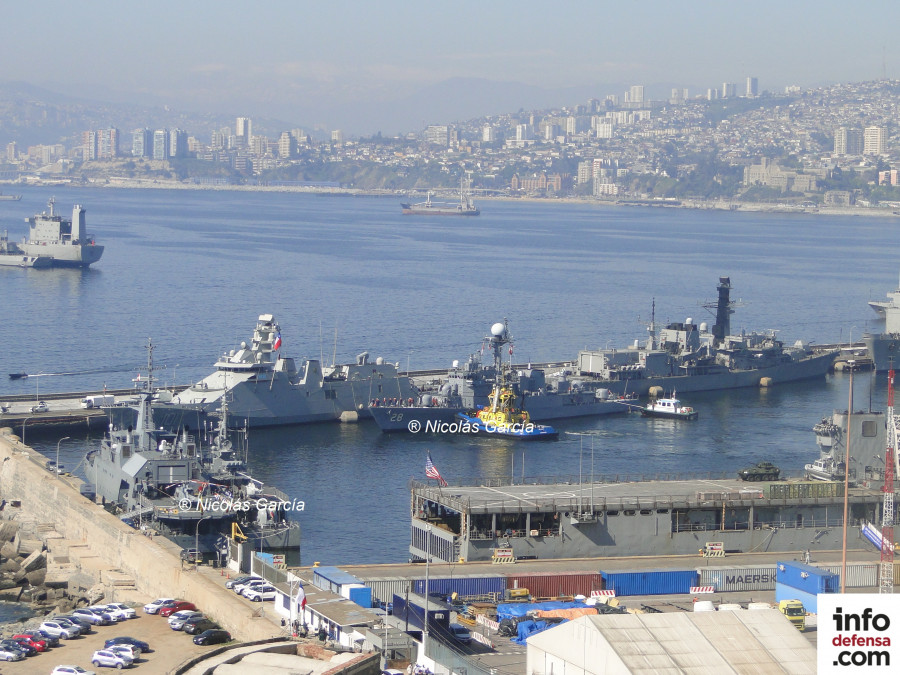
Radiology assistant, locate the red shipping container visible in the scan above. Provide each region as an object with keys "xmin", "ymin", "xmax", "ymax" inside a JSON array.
[{"xmin": 505, "ymin": 572, "xmax": 603, "ymax": 599}]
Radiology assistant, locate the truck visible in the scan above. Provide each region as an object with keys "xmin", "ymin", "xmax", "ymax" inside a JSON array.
[
  {"xmin": 778, "ymin": 599, "xmax": 805, "ymax": 631},
  {"xmin": 81, "ymin": 395, "xmax": 115, "ymax": 409}
]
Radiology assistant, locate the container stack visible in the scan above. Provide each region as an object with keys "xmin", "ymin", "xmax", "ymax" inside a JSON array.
[{"xmin": 774, "ymin": 561, "xmax": 839, "ymax": 614}]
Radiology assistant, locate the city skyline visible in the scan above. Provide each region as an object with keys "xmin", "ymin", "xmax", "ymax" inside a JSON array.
[{"xmin": 2, "ymin": 1, "xmax": 897, "ymax": 134}]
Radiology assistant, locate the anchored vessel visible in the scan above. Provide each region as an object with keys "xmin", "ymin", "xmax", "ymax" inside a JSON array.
[
  {"xmin": 369, "ymin": 321, "xmax": 631, "ymax": 433},
  {"xmin": 0, "ymin": 230, "xmax": 51, "ymax": 268},
  {"xmin": 575, "ymin": 277, "xmax": 837, "ymax": 395},
  {"xmin": 87, "ymin": 342, "xmax": 299, "ymax": 555},
  {"xmin": 20, "ymin": 198, "xmax": 104, "ymax": 267},
  {"xmin": 863, "ymin": 271, "xmax": 900, "ymax": 370},
  {"xmin": 401, "ymin": 174, "xmax": 480, "ymax": 216},
  {"xmin": 154, "ymin": 314, "xmax": 415, "ymax": 429}
]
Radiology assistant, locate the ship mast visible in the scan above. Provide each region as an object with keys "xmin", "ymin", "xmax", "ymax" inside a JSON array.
[
  {"xmin": 881, "ymin": 366, "xmax": 896, "ymax": 594},
  {"xmin": 487, "ymin": 320, "xmax": 512, "ymax": 412}
]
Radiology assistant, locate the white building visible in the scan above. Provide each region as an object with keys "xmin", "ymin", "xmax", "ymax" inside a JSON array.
[{"xmin": 527, "ymin": 610, "xmax": 815, "ymax": 675}]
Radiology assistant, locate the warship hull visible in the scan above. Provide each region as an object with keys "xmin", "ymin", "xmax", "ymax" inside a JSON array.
[
  {"xmin": 577, "ymin": 349, "xmax": 837, "ymax": 396},
  {"xmin": 20, "ymin": 242, "xmax": 104, "ymax": 267},
  {"xmin": 862, "ymin": 332, "xmax": 900, "ymax": 371}
]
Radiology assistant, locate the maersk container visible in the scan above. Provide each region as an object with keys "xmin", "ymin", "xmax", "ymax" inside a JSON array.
[
  {"xmin": 775, "ymin": 581, "xmax": 818, "ymax": 615},
  {"xmin": 698, "ymin": 566, "xmax": 777, "ymax": 592},
  {"xmin": 600, "ymin": 569, "xmax": 698, "ymax": 596},
  {"xmin": 505, "ymin": 573, "xmax": 604, "ymax": 598},
  {"xmin": 816, "ymin": 563, "xmax": 879, "ymax": 589},
  {"xmin": 412, "ymin": 576, "xmax": 505, "ymax": 598},
  {"xmin": 776, "ymin": 561, "xmax": 839, "ymax": 595}
]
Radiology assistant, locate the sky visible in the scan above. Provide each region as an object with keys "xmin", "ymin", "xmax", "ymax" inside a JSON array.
[{"xmin": 2, "ymin": 1, "xmax": 897, "ymax": 135}]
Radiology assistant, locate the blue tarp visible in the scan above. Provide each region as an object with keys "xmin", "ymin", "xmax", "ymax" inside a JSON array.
[
  {"xmin": 512, "ymin": 619, "xmax": 552, "ymax": 645},
  {"xmin": 496, "ymin": 600, "xmax": 585, "ymax": 620}
]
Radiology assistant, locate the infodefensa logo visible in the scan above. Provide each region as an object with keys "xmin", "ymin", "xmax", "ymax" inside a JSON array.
[{"xmin": 818, "ymin": 594, "xmax": 900, "ymax": 673}]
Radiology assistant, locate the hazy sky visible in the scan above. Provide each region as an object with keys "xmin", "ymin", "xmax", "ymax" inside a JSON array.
[{"xmin": 3, "ymin": 1, "xmax": 896, "ymax": 133}]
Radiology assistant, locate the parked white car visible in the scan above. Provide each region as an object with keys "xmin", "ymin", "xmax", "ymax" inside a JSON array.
[
  {"xmin": 109, "ymin": 643, "xmax": 142, "ymax": 660},
  {"xmin": 51, "ymin": 667, "xmax": 97, "ymax": 675},
  {"xmin": 100, "ymin": 603, "xmax": 137, "ymax": 620},
  {"xmin": 143, "ymin": 597, "xmax": 175, "ymax": 614},
  {"xmin": 233, "ymin": 579, "xmax": 268, "ymax": 595},
  {"xmin": 91, "ymin": 649, "xmax": 133, "ymax": 669},
  {"xmin": 0, "ymin": 644, "xmax": 24, "ymax": 661},
  {"xmin": 242, "ymin": 584, "xmax": 276, "ymax": 601},
  {"xmin": 168, "ymin": 610, "xmax": 203, "ymax": 630},
  {"xmin": 39, "ymin": 620, "xmax": 79, "ymax": 639}
]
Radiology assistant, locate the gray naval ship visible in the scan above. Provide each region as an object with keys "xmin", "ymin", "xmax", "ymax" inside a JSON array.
[
  {"xmin": 574, "ymin": 276, "xmax": 837, "ymax": 395},
  {"xmin": 370, "ymin": 320, "xmax": 633, "ymax": 432},
  {"xmin": 20, "ymin": 198, "xmax": 104, "ymax": 267},
  {"xmin": 89, "ymin": 341, "xmax": 300, "ymax": 555},
  {"xmin": 863, "ymin": 269, "xmax": 900, "ymax": 370},
  {"xmin": 154, "ymin": 313, "xmax": 416, "ymax": 429}
]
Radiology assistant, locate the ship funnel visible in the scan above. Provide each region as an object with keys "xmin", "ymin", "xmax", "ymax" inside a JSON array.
[
  {"xmin": 72, "ymin": 205, "xmax": 86, "ymax": 241},
  {"xmin": 712, "ymin": 276, "xmax": 732, "ymax": 345}
]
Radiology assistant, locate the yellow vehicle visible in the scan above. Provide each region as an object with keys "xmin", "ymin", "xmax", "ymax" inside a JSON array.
[{"xmin": 778, "ymin": 599, "xmax": 806, "ymax": 631}]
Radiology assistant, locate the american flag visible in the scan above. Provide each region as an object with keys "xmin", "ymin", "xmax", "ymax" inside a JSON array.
[{"xmin": 425, "ymin": 451, "xmax": 448, "ymax": 486}]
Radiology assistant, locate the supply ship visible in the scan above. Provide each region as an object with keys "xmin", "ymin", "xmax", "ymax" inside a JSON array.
[
  {"xmin": 20, "ymin": 198, "xmax": 104, "ymax": 267},
  {"xmin": 0, "ymin": 230, "xmax": 51, "ymax": 268},
  {"xmin": 153, "ymin": 313, "xmax": 416, "ymax": 429}
]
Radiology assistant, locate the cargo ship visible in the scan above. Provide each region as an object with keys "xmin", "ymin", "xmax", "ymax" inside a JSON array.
[{"xmin": 401, "ymin": 174, "xmax": 480, "ymax": 216}]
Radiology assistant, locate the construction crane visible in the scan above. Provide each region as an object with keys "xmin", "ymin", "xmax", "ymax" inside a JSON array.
[{"xmin": 881, "ymin": 368, "xmax": 896, "ymax": 594}]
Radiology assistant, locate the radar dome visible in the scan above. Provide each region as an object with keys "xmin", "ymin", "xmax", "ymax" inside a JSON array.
[
  {"xmin": 375, "ymin": 357, "xmax": 384, "ymax": 365},
  {"xmin": 241, "ymin": 341, "xmax": 247, "ymax": 349},
  {"xmin": 699, "ymin": 322, "xmax": 708, "ymax": 332},
  {"xmin": 452, "ymin": 360, "xmax": 459, "ymax": 368},
  {"xmin": 685, "ymin": 318, "xmax": 693, "ymax": 325},
  {"xmin": 491, "ymin": 322, "xmax": 505, "ymax": 337}
]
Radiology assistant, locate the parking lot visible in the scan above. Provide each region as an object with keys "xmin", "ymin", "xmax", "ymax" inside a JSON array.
[{"xmin": 2, "ymin": 605, "xmax": 219, "ymax": 674}]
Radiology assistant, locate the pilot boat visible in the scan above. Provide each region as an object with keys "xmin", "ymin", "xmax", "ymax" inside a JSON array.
[{"xmin": 639, "ymin": 393, "xmax": 698, "ymax": 420}]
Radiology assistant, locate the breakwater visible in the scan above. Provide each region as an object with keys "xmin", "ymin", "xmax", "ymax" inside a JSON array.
[{"xmin": 0, "ymin": 426, "xmax": 282, "ymax": 641}]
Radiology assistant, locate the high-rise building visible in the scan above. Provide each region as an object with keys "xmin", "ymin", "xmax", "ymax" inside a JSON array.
[
  {"xmin": 6, "ymin": 142, "xmax": 17, "ymax": 162},
  {"xmin": 236, "ymin": 117, "xmax": 252, "ymax": 144},
  {"xmin": 864, "ymin": 126, "xmax": 887, "ymax": 155},
  {"xmin": 168, "ymin": 129, "xmax": 187, "ymax": 158},
  {"xmin": 482, "ymin": 125, "xmax": 494, "ymax": 142},
  {"xmin": 834, "ymin": 127, "xmax": 864, "ymax": 155},
  {"xmin": 278, "ymin": 132, "xmax": 296, "ymax": 159},
  {"xmin": 152, "ymin": 129, "xmax": 169, "ymax": 160},
  {"xmin": 424, "ymin": 125, "xmax": 449, "ymax": 146},
  {"xmin": 131, "ymin": 129, "xmax": 152, "ymax": 158},
  {"xmin": 722, "ymin": 82, "xmax": 736, "ymax": 98},
  {"xmin": 626, "ymin": 85, "xmax": 645, "ymax": 105},
  {"xmin": 746, "ymin": 77, "xmax": 759, "ymax": 97},
  {"xmin": 331, "ymin": 130, "xmax": 344, "ymax": 144}
]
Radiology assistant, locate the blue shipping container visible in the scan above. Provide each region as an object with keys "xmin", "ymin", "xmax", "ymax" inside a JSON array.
[
  {"xmin": 775, "ymin": 582, "xmax": 818, "ymax": 615},
  {"xmin": 313, "ymin": 566, "xmax": 364, "ymax": 592},
  {"xmin": 600, "ymin": 570, "xmax": 698, "ymax": 596},
  {"xmin": 776, "ymin": 561, "xmax": 839, "ymax": 595},
  {"xmin": 412, "ymin": 577, "xmax": 506, "ymax": 598},
  {"xmin": 348, "ymin": 586, "xmax": 373, "ymax": 609}
]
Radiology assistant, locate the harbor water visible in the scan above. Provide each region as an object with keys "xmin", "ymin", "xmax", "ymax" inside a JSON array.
[{"xmin": 0, "ymin": 187, "xmax": 896, "ymax": 565}]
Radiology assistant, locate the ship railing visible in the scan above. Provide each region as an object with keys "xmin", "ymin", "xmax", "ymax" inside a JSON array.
[
  {"xmin": 258, "ymin": 485, "xmax": 291, "ymax": 502},
  {"xmin": 469, "ymin": 528, "xmax": 556, "ymax": 540},
  {"xmin": 673, "ymin": 517, "xmax": 847, "ymax": 533}
]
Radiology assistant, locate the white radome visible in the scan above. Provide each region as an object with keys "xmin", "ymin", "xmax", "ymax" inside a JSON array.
[{"xmin": 491, "ymin": 322, "xmax": 505, "ymax": 337}]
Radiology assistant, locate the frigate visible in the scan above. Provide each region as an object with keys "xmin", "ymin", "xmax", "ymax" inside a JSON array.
[{"xmin": 154, "ymin": 314, "xmax": 416, "ymax": 429}]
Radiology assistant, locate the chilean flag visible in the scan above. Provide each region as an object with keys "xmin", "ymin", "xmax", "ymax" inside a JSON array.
[
  {"xmin": 295, "ymin": 584, "xmax": 307, "ymax": 609},
  {"xmin": 273, "ymin": 331, "xmax": 282, "ymax": 351}
]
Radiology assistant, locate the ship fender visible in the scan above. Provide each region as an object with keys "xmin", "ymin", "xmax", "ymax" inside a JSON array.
[
  {"xmin": 759, "ymin": 377, "xmax": 774, "ymax": 388},
  {"xmin": 648, "ymin": 386, "xmax": 664, "ymax": 399},
  {"xmin": 340, "ymin": 411, "xmax": 359, "ymax": 423}
]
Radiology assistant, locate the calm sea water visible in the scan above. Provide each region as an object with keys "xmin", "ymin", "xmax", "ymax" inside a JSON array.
[{"xmin": 2, "ymin": 187, "xmax": 897, "ymax": 564}]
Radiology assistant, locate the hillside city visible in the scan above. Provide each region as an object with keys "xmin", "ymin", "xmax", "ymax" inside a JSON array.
[{"xmin": 3, "ymin": 78, "xmax": 900, "ymax": 209}]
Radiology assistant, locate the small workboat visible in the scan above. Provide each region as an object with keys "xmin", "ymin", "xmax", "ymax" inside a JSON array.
[
  {"xmin": 640, "ymin": 392, "xmax": 698, "ymax": 420},
  {"xmin": 457, "ymin": 386, "xmax": 558, "ymax": 440},
  {"xmin": 8, "ymin": 372, "xmax": 27, "ymax": 380}
]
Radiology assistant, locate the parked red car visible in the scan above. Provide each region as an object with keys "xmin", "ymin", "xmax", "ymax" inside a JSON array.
[
  {"xmin": 11, "ymin": 635, "xmax": 46, "ymax": 652},
  {"xmin": 159, "ymin": 601, "xmax": 197, "ymax": 618}
]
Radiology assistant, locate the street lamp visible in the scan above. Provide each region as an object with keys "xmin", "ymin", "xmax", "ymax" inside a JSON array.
[
  {"xmin": 194, "ymin": 514, "xmax": 211, "ymax": 562},
  {"xmin": 20, "ymin": 417, "xmax": 33, "ymax": 448},
  {"xmin": 56, "ymin": 437, "xmax": 70, "ymax": 480}
]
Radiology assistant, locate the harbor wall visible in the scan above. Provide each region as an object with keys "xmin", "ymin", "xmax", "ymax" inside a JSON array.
[{"xmin": 0, "ymin": 428, "xmax": 281, "ymax": 642}]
